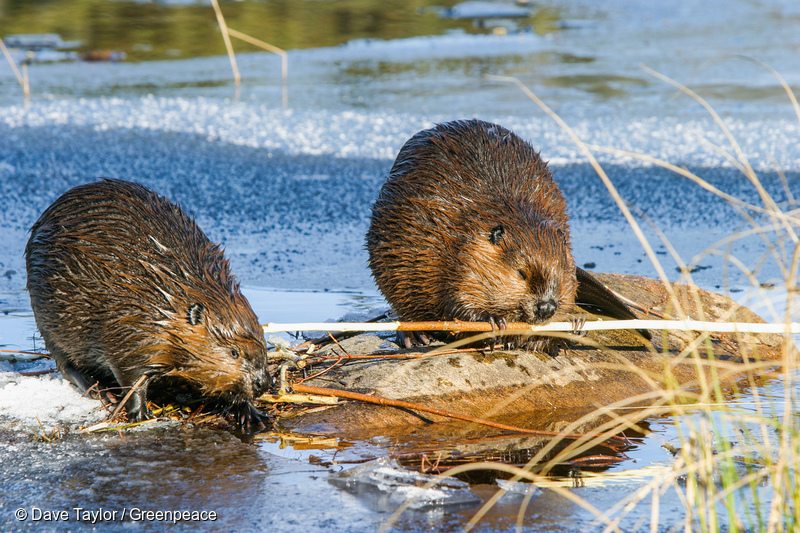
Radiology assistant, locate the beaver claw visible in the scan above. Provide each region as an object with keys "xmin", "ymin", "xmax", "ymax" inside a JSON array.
[
  {"xmin": 122, "ymin": 378, "xmax": 154, "ymax": 422},
  {"xmin": 397, "ymin": 331, "xmax": 431, "ymax": 349},
  {"xmin": 571, "ymin": 317, "xmax": 587, "ymax": 337},
  {"xmin": 483, "ymin": 315, "xmax": 508, "ymax": 351},
  {"xmin": 488, "ymin": 315, "xmax": 508, "ymax": 331},
  {"xmin": 233, "ymin": 402, "xmax": 270, "ymax": 433}
]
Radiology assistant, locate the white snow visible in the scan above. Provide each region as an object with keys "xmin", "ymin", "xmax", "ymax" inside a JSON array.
[
  {"xmin": 1, "ymin": 98, "xmax": 798, "ymax": 169},
  {"xmin": 0, "ymin": 372, "xmax": 104, "ymax": 430}
]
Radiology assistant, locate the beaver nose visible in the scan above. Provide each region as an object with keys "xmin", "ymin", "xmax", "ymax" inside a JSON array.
[
  {"xmin": 253, "ymin": 371, "xmax": 273, "ymax": 395},
  {"xmin": 533, "ymin": 299, "xmax": 557, "ymax": 321}
]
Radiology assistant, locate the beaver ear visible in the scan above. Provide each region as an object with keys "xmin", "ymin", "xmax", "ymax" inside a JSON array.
[
  {"xmin": 188, "ymin": 303, "xmax": 205, "ymax": 326},
  {"xmin": 489, "ymin": 225, "xmax": 505, "ymax": 245}
]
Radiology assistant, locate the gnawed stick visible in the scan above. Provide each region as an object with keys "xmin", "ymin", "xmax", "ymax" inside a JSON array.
[
  {"xmin": 292, "ymin": 383, "xmax": 628, "ymax": 446},
  {"xmin": 0, "ymin": 348, "xmax": 50, "ymax": 358},
  {"xmin": 260, "ymin": 393, "xmax": 339, "ymax": 405},
  {"xmin": 109, "ymin": 374, "xmax": 148, "ymax": 421},
  {"xmin": 80, "ymin": 419, "xmax": 158, "ymax": 434},
  {"xmin": 264, "ymin": 319, "xmax": 800, "ymax": 335}
]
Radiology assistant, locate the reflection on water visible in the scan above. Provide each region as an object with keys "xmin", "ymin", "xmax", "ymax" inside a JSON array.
[
  {"xmin": 0, "ymin": 0, "xmax": 559, "ymax": 62},
  {"xmin": 2, "ymin": 1, "xmax": 796, "ymax": 114},
  {"xmin": 542, "ymin": 73, "xmax": 649, "ymax": 99}
]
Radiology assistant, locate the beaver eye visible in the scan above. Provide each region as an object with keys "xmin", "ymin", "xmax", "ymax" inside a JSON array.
[
  {"xmin": 230, "ymin": 348, "xmax": 240, "ymax": 360},
  {"xmin": 518, "ymin": 269, "xmax": 527, "ymax": 280},
  {"xmin": 489, "ymin": 225, "xmax": 505, "ymax": 245}
]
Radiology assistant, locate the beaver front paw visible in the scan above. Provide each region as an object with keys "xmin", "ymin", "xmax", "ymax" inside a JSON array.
[
  {"xmin": 570, "ymin": 317, "xmax": 587, "ymax": 337},
  {"xmin": 397, "ymin": 331, "xmax": 431, "ymax": 349},
  {"xmin": 233, "ymin": 402, "xmax": 271, "ymax": 433},
  {"xmin": 124, "ymin": 390, "xmax": 153, "ymax": 422},
  {"xmin": 488, "ymin": 315, "xmax": 508, "ymax": 331}
]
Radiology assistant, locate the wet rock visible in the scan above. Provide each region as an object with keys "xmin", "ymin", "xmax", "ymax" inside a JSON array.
[{"xmin": 283, "ymin": 274, "xmax": 789, "ymax": 437}]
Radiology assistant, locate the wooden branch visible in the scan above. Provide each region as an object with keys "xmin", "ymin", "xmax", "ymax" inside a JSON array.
[
  {"xmin": 292, "ymin": 383, "xmax": 628, "ymax": 445},
  {"xmin": 264, "ymin": 319, "xmax": 800, "ymax": 335},
  {"xmin": 260, "ymin": 393, "xmax": 338, "ymax": 405}
]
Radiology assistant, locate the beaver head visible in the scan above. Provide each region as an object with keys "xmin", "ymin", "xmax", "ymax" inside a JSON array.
[
  {"xmin": 451, "ymin": 215, "xmax": 578, "ymax": 325},
  {"xmin": 138, "ymin": 262, "xmax": 272, "ymax": 406}
]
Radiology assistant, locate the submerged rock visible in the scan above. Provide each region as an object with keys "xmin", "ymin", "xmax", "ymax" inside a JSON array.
[{"xmin": 329, "ymin": 457, "xmax": 480, "ymax": 509}]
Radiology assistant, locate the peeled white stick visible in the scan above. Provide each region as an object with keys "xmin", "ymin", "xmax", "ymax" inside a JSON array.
[{"xmin": 262, "ymin": 320, "xmax": 800, "ymax": 335}]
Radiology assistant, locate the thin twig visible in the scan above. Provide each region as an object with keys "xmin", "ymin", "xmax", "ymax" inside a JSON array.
[
  {"xmin": 109, "ymin": 374, "xmax": 148, "ymax": 420},
  {"xmin": 298, "ymin": 355, "xmax": 346, "ymax": 383},
  {"xmin": 0, "ymin": 349, "xmax": 50, "ymax": 358},
  {"xmin": 292, "ymin": 383, "xmax": 628, "ymax": 445},
  {"xmin": 21, "ymin": 62, "xmax": 30, "ymax": 98},
  {"xmin": 296, "ymin": 333, "xmax": 351, "ymax": 382},
  {"xmin": 0, "ymin": 39, "xmax": 23, "ymax": 84},
  {"xmin": 296, "ymin": 312, "xmax": 391, "ymax": 352}
]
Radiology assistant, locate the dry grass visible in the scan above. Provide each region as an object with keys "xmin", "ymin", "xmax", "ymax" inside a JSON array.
[
  {"xmin": 210, "ymin": 1, "xmax": 288, "ymax": 106},
  {"xmin": 0, "ymin": 37, "xmax": 30, "ymax": 99},
  {"xmin": 210, "ymin": 0, "xmax": 240, "ymax": 88}
]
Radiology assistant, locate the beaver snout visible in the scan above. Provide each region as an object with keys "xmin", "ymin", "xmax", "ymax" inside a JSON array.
[
  {"xmin": 252, "ymin": 370, "xmax": 273, "ymax": 397},
  {"xmin": 525, "ymin": 298, "xmax": 557, "ymax": 322}
]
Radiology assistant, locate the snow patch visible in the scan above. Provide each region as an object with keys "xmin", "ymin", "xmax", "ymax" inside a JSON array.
[{"xmin": 0, "ymin": 372, "xmax": 104, "ymax": 430}]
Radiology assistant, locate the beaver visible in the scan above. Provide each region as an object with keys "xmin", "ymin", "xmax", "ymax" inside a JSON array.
[
  {"xmin": 366, "ymin": 119, "xmax": 648, "ymax": 352},
  {"xmin": 25, "ymin": 179, "xmax": 273, "ymax": 431}
]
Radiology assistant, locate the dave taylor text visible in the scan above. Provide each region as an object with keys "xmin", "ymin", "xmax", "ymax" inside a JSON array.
[{"xmin": 22, "ymin": 507, "xmax": 218, "ymax": 524}]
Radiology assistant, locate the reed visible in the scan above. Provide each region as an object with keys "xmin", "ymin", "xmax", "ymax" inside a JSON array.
[
  {"xmin": 209, "ymin": 1, "xmax": 289, "ymax": 105},
  {"xmin": 0, "ymin": 38, "xmax": 29, "ymax": 99},
  {"xmin": 210, "ymin": 0, "xmax": 240, "ymax": 88}
]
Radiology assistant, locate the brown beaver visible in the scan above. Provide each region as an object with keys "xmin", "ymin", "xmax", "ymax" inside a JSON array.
[
  {"xmin": 25, "ymin": 179, "xmax": 273, "ymax": 430},
  {"xmin": 367, "ymin": 119, "xmax": 648, "ymax": 352}
]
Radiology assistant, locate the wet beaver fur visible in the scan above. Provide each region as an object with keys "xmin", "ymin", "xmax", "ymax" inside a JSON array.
[
  {"xmin": 367, "ymin": 119, "xmax": 648, "ymax": 352},
  {"xmin": 26, "ymin": 179, "xmax": 273, "ymax": 430}
]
